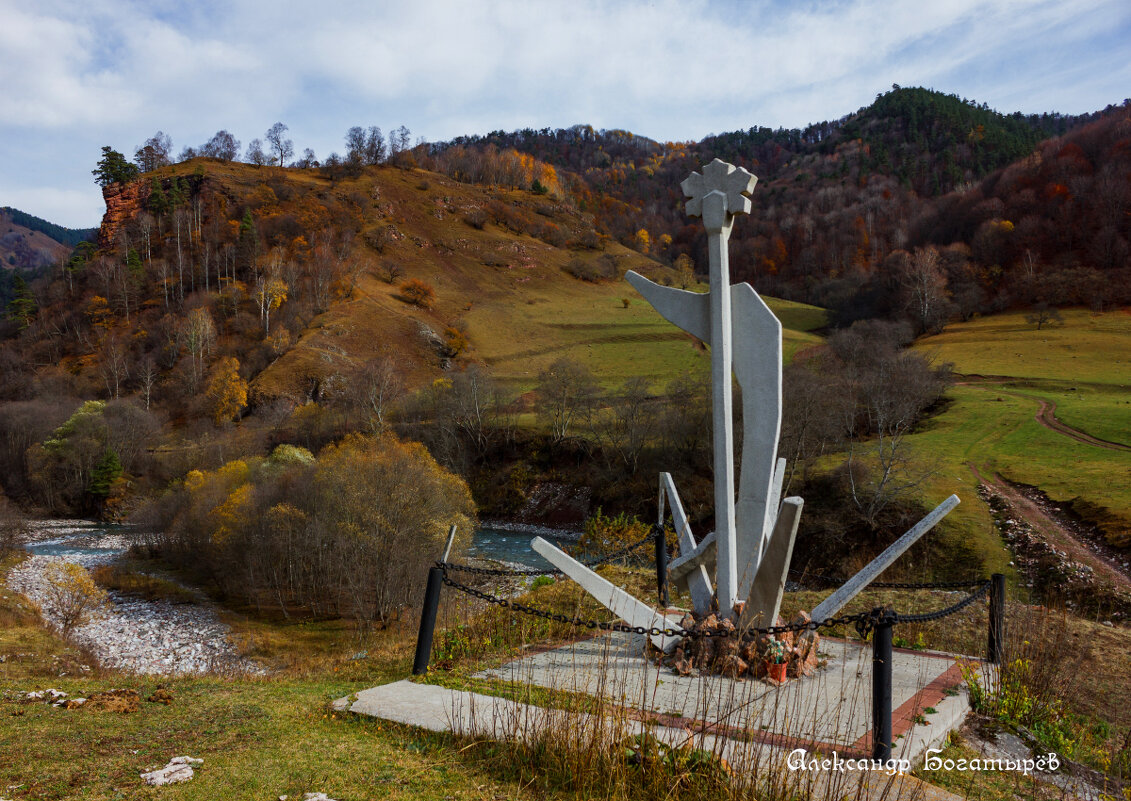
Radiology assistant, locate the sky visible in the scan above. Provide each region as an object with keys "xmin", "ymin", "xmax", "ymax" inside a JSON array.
[{"xmin": 2, "ymin": 0, "xmax": 1129, "ymax": 229}]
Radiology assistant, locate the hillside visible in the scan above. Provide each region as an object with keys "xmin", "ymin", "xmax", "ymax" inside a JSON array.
[
  {"xmin": 0, "ymin": 157, "xmax": 825, "ymax": 521},
  {"xmin": 0, "ymin": 213, "xmax": 70, "ymax": 273},
  {"xmin": 435, "ymin": 89, "xmax": 1130, "ymax": 329}
]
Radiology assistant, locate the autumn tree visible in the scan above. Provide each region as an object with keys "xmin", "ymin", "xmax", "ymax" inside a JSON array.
[
  {"xmin": 254, "ymin": 275, "xmax": 288, "ymax": 335},
  {"xmin": 675, "ymin": 253, "xmax": 696, "ymax": 289},
  {"xmin": 134, "ymin": 131, "xmax": 172, "ymax": 172},
  {"xmin": 41, "ymin": 561, "xmax": 109, "ymax": 636},
  {"xmin": 206, "ymin": 357, "xmax": 248, "ymax": 424},
  {"xmin": 399, "ymin": 278, "xmax": 435, "ymax": 309}
]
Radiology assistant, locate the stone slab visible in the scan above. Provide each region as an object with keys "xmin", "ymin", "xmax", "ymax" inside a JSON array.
[{"xmin": 740, "ymin": 497, "xmax": 802, "ymax": 628}]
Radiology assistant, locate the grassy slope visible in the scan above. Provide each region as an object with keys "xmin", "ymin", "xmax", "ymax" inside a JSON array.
[
  {"xmin": 244, "ymin": 165, "xmax": 825, "ymax": 402},
  {"xmin": 911, "ymin": 308, "xmax": 1131, "ymax": 550}
]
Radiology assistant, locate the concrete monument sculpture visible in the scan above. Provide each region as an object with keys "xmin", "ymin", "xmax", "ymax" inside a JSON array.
[{"xmin": 534, "ymin": 159, "xmax": 959, "ymax": 648}]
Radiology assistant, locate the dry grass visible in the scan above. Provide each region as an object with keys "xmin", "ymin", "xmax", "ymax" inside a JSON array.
[{"xmin": 90, "ymin": 564, "xmax": 198, "ymax": 604}]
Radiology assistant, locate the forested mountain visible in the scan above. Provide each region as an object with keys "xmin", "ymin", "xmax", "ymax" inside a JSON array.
[
  {"xmin": 1, "ymin": 207, "xmax": 98, "ymax": 249},
  {"xmin": 433, "ymin": 87, "xmax": 1130, "ymax": 327}
]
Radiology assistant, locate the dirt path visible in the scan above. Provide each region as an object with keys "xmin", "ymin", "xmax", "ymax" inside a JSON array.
[
  {"xmin": 956, "ymin": 375, "xmax": 1131, "ymax": 452},
  {"xmin": 1031, "ymin": 397, "xmax": 1131, "ymax": 451},
  {"xmin": 969, "ymin": 464, "xmax": 1131, "ymax": 594}
]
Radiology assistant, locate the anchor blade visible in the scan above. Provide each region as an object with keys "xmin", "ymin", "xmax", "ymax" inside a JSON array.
[
  {"xmin": 731, "ymin": 282, "xmax": 783, "ymax": 600},
  {"xmin": 625, "ymin": 271, "xmax": 709, "ymax": 342}
]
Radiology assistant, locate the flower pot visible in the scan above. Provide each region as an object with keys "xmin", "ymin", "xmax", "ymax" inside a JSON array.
[{"xmin": 766, "ymin": 661, "xmax": 788, "ymax": 682}]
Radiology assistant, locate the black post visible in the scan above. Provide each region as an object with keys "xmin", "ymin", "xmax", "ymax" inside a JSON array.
[
  {"xmin": 412, "ymin": 566, "xmax": 444, "ymax": 675},
  {"xmin": 654, "ymin": 524, "xmax": 669, "ymax": 608},
  {"xmin": 872, "ymin": 613, "xmax": 894, "ymax": 762},
  {"xmin": 988, "ymin": 572, "xmax": 1005, "ymax": 665}
]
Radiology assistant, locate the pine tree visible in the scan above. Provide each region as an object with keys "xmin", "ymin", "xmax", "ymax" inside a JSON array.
[
  {"xmin": 92, "ymin": 146, "xmax": 139, "ymax": 187},
  {"xmin": 88, "ymin": 448, "xmax": 122, "ymax": 500}
]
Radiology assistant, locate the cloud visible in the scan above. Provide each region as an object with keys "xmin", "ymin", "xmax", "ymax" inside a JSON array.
[{"xmin": 1, "ymin": 0, "xmax": 1128, "ymax": 223}]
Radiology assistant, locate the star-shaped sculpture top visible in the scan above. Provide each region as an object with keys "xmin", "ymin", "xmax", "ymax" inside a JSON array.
[{"xmin": 680, "ymin": 159, "xmax": 758, "ymax": 229}]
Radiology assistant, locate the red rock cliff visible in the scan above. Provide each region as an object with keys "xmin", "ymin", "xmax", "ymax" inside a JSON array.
[{"xmin": 97, "ymin": 180, "xmax": 150, "ymax": 250}]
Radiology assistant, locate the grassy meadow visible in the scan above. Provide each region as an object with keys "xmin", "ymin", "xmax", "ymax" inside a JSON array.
[{"xmin": 911, "ymin": 307, "xmax": 1131, "ymax": 551}]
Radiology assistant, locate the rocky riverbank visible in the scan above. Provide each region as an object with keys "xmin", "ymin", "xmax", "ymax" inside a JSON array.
[{"xmin": 4, "ymin": 521, "xmax": 263, "ymax": 676}]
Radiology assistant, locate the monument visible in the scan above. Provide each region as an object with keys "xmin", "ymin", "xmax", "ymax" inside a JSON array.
[{"xmin": 532, "ymin": 159, "xmax": 958, "ymax": 652}]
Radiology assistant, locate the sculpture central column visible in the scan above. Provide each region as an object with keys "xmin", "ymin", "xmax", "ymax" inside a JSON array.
[{"xmin": 703, "ymin": 189, "xmax": 738, "ymax": 612}]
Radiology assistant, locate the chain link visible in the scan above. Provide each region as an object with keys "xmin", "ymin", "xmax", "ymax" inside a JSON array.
[
  {"xmin": 892, "ymin": 579, "xmax": 992, "ymax": 624},
  {"xmin": 438, "ymin": 531, "xmax": 656, "ymax": 577},
  {"xmin": 439, "ymin": 568, "xmax": 992, "ymax": 640}
]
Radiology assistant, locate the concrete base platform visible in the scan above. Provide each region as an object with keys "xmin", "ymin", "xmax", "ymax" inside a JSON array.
[
  {"xmin": 475, "ymin": 632, "xmax": 973, "ymax": 763},
  {"xmin": 335, "ymin": 676, "xmax": 962, "ymax": 801}
]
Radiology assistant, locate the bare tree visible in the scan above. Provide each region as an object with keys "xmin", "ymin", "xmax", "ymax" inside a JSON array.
[
  {"xmin": 138, "ymin": 355, "xmax": 158, "ymax": 410},
  {"xmin": 345, "ymin": 126, "xmax": 367, "ymax": 165},
  {"xmin": 536, "ymin": 358, "xmax": 599, "ymax": 444},
  {"xmin": 245, "ymin": 138, "xmax": 268, "ymax": 166},
  {"xmin": 898, "ymin": 246, "xmax": 951, "ymax": 334},
  {"xmin": 99, "ymin": 336, "xmax": 132, "ymax": 399},
  {"xmin": 265, "ymin": 122, "xmax": 294, "ymax": 167},
  {"xmin": 365, "ymin": 126, "xmax": 386, "ymax": 164},
  {"xmin": 593, "ymin": 376, "xmax": 652, "ymax": 474},
  {"xmin": 134, "ymin": 131, "xmax": 172, "ymax": 172},
  {"xmin": 201, "ymin": 130, "xmax": 240, "ymax": 161},
  {"xmin": 1025, "ymin": 302, "xmax": 1064, "ymax": 331}
]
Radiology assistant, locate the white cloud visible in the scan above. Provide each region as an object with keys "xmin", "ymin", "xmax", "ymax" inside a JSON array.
[{"xmin": 1, "ymin": 0, "xmax": 1128, "ymax": 223}]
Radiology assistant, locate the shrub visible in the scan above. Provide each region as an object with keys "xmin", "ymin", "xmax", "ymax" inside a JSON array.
[
  {"xmin": 42, "ymin": 561, "xmax": 110, "ymax": 635},
  {"xmin": 443, "ymin": 326, "xmax": 469, "ymax": 357},
  {"xmin": 149, "ymin": 433, "xmax": 476, "ymax": 625},
  {"xmin": 399, "ymin": 278, "xmax": 436, "ymax": 309},
  {"xmin": 462, "ymin": 208, "xmax": 488, "ymax": 230}
]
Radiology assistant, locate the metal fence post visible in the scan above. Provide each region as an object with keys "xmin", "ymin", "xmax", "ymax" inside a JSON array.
[
  {"xmin": 987, "ymin": 573, "xmax": 1005, "ymax": 665},
  {"xmin": 654, "ymin": 524, "xmax": 669, "ymax": 608},
  {"xmin": 412, "ymin": 566, "xmax": 444, "ymax": 675},
  {"xmin": 872, "ymin": 612, "xmax": 894, "ymax": 762}
]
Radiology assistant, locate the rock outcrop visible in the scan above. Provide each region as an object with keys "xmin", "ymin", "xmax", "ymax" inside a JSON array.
[{"xmin": 98, "ymin": 180, "xmax": 149, "ymax": 250}]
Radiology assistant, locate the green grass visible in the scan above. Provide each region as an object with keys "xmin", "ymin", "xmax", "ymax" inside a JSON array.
[
  {"xmin": 916, "ymin": 307, "xmax": 1131, "ymax": 385},
  {"xmin": 911, "ymin": 307, "xmax": 1131, "ymax": 550},
  {"xmin": 473, "ymin": 278, "xmax": 825, "ymax": 393}
]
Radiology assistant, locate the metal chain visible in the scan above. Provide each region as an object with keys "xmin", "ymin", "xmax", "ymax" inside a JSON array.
[
  {"xmin": 892, "ymin": 579, "xmax": 993, "ymax": 624},
  {"xmin": 440, "ymin": 569, "xmax": 992, "ymax": 640},
  {"xmin": 438, "ymin": 531, "xmax": 655, "ymax": 577},
  {"xmin": 442, "ymin": 569, "xmax": 885, "ymax": 639}
]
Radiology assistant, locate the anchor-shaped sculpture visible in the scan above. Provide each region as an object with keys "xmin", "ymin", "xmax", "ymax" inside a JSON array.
[{"xmin": 531, "ymin": 159, "xmax": 959, "ymax": 650}]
